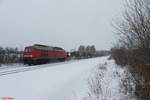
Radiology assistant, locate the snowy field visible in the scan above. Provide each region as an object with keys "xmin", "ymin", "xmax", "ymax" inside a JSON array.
[{"xmin": 0, "ymin": 56, "xmax": 135, "ymax": 100}]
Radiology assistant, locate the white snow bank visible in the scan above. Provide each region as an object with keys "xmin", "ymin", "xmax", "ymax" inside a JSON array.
[{"xmin": 83, "ymin": 58, "xmax": 136, "ymax": 100}]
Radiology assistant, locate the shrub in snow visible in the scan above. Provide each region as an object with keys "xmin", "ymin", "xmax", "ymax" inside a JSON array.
[{"xmin": 83, "ymin": 61, "xmax": 136, "ymax": 100}]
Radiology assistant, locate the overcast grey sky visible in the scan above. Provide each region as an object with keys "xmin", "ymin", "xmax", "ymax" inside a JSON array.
[{"xmin": 0, "ymin": 0, "xmax": 123, "ymax": 51}]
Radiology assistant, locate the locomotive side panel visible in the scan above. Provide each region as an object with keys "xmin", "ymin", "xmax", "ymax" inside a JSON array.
[
  {"xmin": 48, "ymin": 50, "xmax": 56, "ymax": 59},
  {"xmin": 55, "ymin": 50, "xmax": 67, "ymax": 60}
]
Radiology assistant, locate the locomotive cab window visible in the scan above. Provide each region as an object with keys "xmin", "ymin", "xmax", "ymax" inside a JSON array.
[{"xmin": 24, "ymin": 47, "xmax": 33, "ymax": 52}]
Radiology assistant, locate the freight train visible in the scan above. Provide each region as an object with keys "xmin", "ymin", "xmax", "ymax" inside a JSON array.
[{"xmin": 23, "ymin": 44, "xmax": 67, "ymax": 65}]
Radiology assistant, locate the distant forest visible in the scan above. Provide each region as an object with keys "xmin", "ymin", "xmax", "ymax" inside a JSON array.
[
  {"xmin": 70, "ymin": 45, "xmax": 110, "ymax": 59},
  {"xmin": 0, "ymin": 47, "xmax": 22, "ymax": 66}
]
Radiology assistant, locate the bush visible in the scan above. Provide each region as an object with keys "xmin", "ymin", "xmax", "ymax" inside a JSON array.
[
  {"xmin": 111, "ymin": 48, "xmax": 150, "ymax": 99},
  {"xmin": 111, "ymin": 48, "xmax": 128, "ymax": 66}
]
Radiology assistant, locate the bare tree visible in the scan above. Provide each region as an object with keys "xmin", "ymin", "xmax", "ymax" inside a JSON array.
[{"xmin": 115, "ymin": 0, "xmax": 150, "ymax": 49}]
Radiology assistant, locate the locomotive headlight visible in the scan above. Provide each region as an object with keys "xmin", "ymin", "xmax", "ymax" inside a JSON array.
[{"xmin": 24, "ymin": 55, "xmax": 33, "ymax": 57}]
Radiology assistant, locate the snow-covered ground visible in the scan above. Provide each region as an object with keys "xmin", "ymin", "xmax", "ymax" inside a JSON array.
[{"xmin": 0, "ymin": 56, "xmax": 135, "ymax": 100}]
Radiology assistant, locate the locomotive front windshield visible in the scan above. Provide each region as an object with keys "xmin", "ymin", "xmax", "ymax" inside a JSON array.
[{"xmin": 24, "ymin": 47, "xmax": 33, "ymax": 52}]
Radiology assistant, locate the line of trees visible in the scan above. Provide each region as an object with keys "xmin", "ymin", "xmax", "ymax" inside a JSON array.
[
  {"xmin": 78, "ymin": 45, "xmax": 96, "ymax": 58},
  {"xmin": 112, "ymin": 0, "xmax": 150, "ymax": 99},
  {"xmin": 70, "ymin": 45, "xmax": 110, "ymax": 59},
  {"xmin": 0, "ymin": 47, "xmax": 22, "ymax": 66},
  {"xmin": 70, "ymin": 45, "xmax": 96, "ymax": 59}
]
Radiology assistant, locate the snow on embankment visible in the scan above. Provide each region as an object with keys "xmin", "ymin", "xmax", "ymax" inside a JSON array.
[
  {"xmin": 83, "ymin": 58, "xmax": 136, "ymax": 100},
  {"xmin": 0, "ymin": 56, "xmax": 135, "ymax": 100}
]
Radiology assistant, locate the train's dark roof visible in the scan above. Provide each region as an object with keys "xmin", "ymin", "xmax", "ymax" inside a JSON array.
[
  {"xmin": 32, "ymin": 44, "xmax": 53, "ymax": 50},
  {"xmin": 26, "ymin": 44, "xmax": 64, "ymax": 51},
  {"xmin": 53, "ymin": 47, "xmax": 63, "ymax": 50},
  {"xmin": 34, "ymin": 44, "xmax": 49, "ymax": 47}
]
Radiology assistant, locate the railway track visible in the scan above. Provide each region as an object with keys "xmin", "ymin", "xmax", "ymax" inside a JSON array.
[{"xmin": 0, "ymin": 60, "xmax": 77, "ymax": 76}]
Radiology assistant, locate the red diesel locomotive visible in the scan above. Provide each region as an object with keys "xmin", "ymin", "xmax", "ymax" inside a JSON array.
[{"xmin": 23, "ymin": 44, "xmax": 67, "ymax": 65}]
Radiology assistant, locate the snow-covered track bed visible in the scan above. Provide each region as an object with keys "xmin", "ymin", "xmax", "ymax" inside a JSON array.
[
  {"xmin": 0, "ymin": 64, "xmax": 24, "ymax": 70},
  {"xmin": 0, "ymin": 60, "xmax": 76, "ymax": 76}
]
